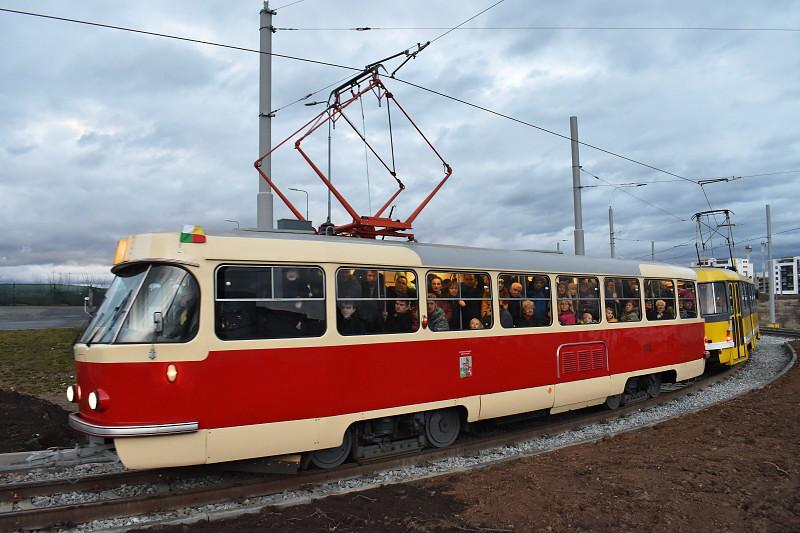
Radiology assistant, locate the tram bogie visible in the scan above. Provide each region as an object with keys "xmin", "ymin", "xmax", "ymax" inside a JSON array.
[{"xmin": 68, "ymin": 231, "xmax": 706, "ymax": 469}]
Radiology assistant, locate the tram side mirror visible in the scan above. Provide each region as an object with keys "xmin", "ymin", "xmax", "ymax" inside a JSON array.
[
  {"xmin": 153, "ymin": 311, "xmax": 164, "ymax": 335},
  {"xmin": 83, "ymin": 296, "xmax": 96, "ymax": 317}
]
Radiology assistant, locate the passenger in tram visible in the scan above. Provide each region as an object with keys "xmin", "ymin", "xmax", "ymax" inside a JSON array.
[
  {"xmin": 426, "ymin": 293, "xmax": 449, "ymax": 332},
  {"xmin": 515, "ymin": 300, "xmax": 540, "ymax": 327},
  {"xmin": 468, "ymin": 317, "xmax": 483, "ymax": 330},
  {"xmin": 556, "ymin": 282, "xmax": 568, "ymax": 299},
  {"xmin": 358, "ymin": 270, "xmax": 383, "ymax": 333},
  {"xmin": 507, "ymin": 281, "xmax": 524, "ymax": 323},
  {"xmin": 604, "ymin": 279, "xmax": 619, "ymax": 299},
  {"xmin": 428, "ymin": 275, "xmax": 444, "ymax": 297},
  {"xmin": 527, "ymin": 277, "xmax": 549, "ymax": 323},
  {"xmin": 627, "ymin": 279, "xmax": 640, "ymax": 297},
  {"xmin": 680, "ymin": 299, "xmax": 697, "ymax": 318},
  {"xmin": 337, "ymin": 269, "xmax": 362, "ymax": 299},
  {"xmin": 498, "ymin": 299, "xmax": 514, "ymax": 328},
  {"xmin": 384, "ymin": 299, "xmax": 415, "ymax": 333},
  {"xmin": 620, "ymin": 301, "xmax": 640, "ymax": 322},
  {"xmin": 566, "ymin": 282, "xmax": 578, "ymax": 300},
  {"xmin": 337, "ymin": 301, "xmax": 367, "ymax": 335},
  {"xmin": 387, "ymin": 274, "xmax": 416, "ymax": 300},
  {"xmin": 651, "ymin": 299, "xmax": 672, "ymax": 320},
  {"xmin": 580, "ymin": 311, "xmax": 596, "ymax": 324},
  {"xmin": 605, "ymin": 307, "xmax": 619, "ymax": 323},
  {"xmin": 644, "ymin": 299, "xmax": 654, "ymax": 319},
  {"xmin": 460, "ymin": 274, "xmax": 483, "ymax": 329},
  {"xmin": 558, "ymin": 300, "xmax": 577, "ymax": 325},
  {"xmin": 443, "ymin": 280, "xmax": 461, "ymax": 331}
]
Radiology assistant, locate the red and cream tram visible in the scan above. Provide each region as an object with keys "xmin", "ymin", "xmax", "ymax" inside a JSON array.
[{"xmin": 68, "ymin": 231, "xmax": 705, "ymax": 469}]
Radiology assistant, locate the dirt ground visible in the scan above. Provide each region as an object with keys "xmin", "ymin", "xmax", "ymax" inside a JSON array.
[
  {"xmin": 0, "ymin": 389, "xmax": 79, "ymax": 452},
  {"xmin": 143, "ymin": 340, "xmax": 800, "ymax": 533}
]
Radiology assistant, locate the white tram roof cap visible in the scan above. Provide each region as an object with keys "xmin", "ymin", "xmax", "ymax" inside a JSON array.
[{"xmin": 120, "ymin": 230, "xmax": 695, "ymax": 279}]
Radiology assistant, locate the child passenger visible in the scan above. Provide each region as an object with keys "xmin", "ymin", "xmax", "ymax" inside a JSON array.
[
  {"xmin": 605, "ymin": 307, "xmax": 619, "ymax": 323},
  {"xmin": 469, "ymin": 317, "xmax": 483, "ymax": 330},
  {"xmin": 557, "ymin": 300, "xmax": 576, "ymax": 325},
  {"xmin": 580, "ymin": 311, "xmax": 595, "ymax": 324}
]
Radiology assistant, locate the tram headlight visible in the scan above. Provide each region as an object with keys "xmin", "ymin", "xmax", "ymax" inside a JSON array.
[
  {"xmin": 88, "ymin": 391, "xmax": 99, "ymax": 410},
  {"xmin": 66, "ymin": 384, "xmax": 77, "ymax": 403},
  {"xmin": 87, "ymin": 389, "xmax": 110, "ymax": 411}
]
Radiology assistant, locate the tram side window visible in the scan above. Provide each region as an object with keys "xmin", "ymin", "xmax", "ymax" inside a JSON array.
[
  {"xmin": 738, "ymin": 282, "xmax": 750, "ymax": 318},
  {"xmin": 215, "ymin": 265, "xmax": 325, "ymax": 340},
  {"xmin": 498, "ymin": 273, "xmax": 551, "ymax": 328},
  {"xmin": 556, "ymin": 275, "xmax": 599, "ymax": 325},
  {"xmin": 335, "ymin": 268, "xmax": 419, "ymax": 335},
  {"xmin": 698, "ymin": 281, "xmax": 728, "ymax": 316},
  {"xmin": 604, "ymin": 277, "xmax": 641, "ymax": 322},
  {"xmin": 644, "ymin": 279, "xmax": 676, "ymax": 320},
  {"xmin": 428, "ymin": 271, "xmax": 492, "ymax": 330},
  {"xmin": 677, "ymin": 280, "xmax": 697, "ymax": 319}
]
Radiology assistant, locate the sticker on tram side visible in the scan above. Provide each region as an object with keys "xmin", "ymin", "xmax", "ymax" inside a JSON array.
[{"xmin": 459, "ymin": 351, "xmax": 473, "ymax": 378}]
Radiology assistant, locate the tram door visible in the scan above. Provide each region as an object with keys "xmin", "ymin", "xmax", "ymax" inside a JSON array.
[{"xmin": 728, "ymin": 282, "xmax": 746, "ymax": 362}]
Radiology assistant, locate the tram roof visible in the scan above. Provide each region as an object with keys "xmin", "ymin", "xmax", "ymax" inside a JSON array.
[{"xmin": 120, "ymin": 231, "xmax": 695, "ymax": 279}]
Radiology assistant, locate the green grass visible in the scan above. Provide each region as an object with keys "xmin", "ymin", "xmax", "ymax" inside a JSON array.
[{"xmin": 0, "ymin": 328, "xmax": 79, "ymax": 395}]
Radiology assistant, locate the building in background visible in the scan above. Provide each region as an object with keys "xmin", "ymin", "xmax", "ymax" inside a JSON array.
[
  {"xmin": 773, "ymin": 256, "xmax": 800, "ymax": 295},
  {"xmin": 692, "ymin": 257, "xmax": 753, "ymax": 279}
]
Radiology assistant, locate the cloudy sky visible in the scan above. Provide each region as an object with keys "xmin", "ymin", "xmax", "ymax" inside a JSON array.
[{"xmin": 1, "ymin": 0, "xmax": 798, "ymax": 283}]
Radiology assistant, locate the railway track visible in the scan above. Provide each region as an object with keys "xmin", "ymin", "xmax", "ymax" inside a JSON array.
[
  {"xmin": 0, "ymin": 364, "xmax": 742, "ymax": 531},
  {"xmin": 761, "ymin": 327, "xmax": 800, "ymax": 338}
]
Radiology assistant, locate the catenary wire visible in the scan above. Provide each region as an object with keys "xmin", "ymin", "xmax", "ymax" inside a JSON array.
[
  {"xmin": 429, "ymin": 0, "xmax": 505, "ymax": 43},
  {"xmin": 272, "ymin": 0, "xmax": 309, "ymax": 11},
  {"xmin": 0, "ymin": 7, "xmax": 360, "ymax": 72},
  {"xmin": 274, "ymin": 25, "xmax": 800, "ymax": 32},
  {"xmin": 580, "ymin": 168, "xmax": 686, "ymax": 222}
]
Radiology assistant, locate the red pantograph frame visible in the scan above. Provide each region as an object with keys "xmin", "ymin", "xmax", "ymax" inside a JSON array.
[{"xmin": 254, "ymin": 73, "xmax": 452, "ymax": 239}]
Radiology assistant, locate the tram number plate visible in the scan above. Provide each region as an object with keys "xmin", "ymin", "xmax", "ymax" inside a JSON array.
[{"xmin": 459, "ymin": 352, "xmax": 473, "ymax": 379}]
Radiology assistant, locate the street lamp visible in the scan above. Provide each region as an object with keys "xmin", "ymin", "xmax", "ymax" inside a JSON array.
[{"xmin": 287, "ymin": 187, "xmax": 309, "ymax": 220}]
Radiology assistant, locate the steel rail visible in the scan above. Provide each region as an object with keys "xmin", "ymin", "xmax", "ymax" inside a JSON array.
[
  {"xmin": 760, "ymin": 327, "xmax": 800, "ymax": 338},
  {"xmin": 0, "ymin": 364, "xmax": 743, "ymax": 531}
]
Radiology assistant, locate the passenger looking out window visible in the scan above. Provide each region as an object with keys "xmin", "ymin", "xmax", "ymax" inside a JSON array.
[
  {"xmin": 427, "ymin": 272, "xmax": 492, "ymax": 331},
  {"xmin": 604, "ymin": 277, "xmax": 642, "ymax": 323},
  {"xmin": 605, "ymin": 307, "xmax": 619, "ymax": 323},
  {"xmin": 557, "ymin": 275, "xmax": 599, "ymax": 325},
  {"xmin": 335, "ymin": 268, "xmax": 419, "ymax": 335},
  {"xmin": 426, "ymin": 293, "xmax": 449, "ymax": 332},
  {"xmin": 557, "ymin": 299, "xmax": 576, "ymax": 325},
  {"xmin": 677, "ymin": 280, "xmax": 698, "ymax": 318},
  {"xmin": 645, "ymin": 279, "xmax": 676, "ymax": 320},
  {"xmin": 498, "ymin": 273, "xmax": 552, "ymax": 328}
]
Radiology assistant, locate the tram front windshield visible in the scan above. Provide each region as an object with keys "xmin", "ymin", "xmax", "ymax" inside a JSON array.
[
  {"xmin": 79, "ymin": 264, "xmax": 199, "ymax": 344},
  {"xmin": 698, "ymin": 281, "xmax": 729, "ymax": 316}
]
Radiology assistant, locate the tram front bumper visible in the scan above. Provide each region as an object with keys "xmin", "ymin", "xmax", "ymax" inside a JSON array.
[{"xmin": 69, "ymin": 413, "xmax": 198, "ymax": 438}]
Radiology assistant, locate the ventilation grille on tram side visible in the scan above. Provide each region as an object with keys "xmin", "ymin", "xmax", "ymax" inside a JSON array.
[{"xmin": 559, "ymin": 343, "xmax": 607, "ymax": 376}]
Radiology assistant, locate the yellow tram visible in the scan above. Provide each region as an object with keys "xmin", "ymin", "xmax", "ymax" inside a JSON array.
[{"xmin": 695, "ymin": 267, "xmax": 759, "ymax": 366}]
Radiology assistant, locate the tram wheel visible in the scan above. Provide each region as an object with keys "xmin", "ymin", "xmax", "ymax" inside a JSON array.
[
  {"xmin": 425, "ymin": 408, "xmax": 461, "ymax": 448},
  {"xmin": 646, "ymin": 375, "xmax": 662, "ymax": 398},
  {"xmin": 309, "ymin": 428, "xmax": 353, "ymax": 469},
  {"xmin": 605, "ymin": 394, "xmax": 623, "ymax": 410}
]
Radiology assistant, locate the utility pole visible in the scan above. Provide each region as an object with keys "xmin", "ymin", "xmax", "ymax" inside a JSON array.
[
  {"xmin": 651, "ymin": 241, "xmax": 655, "ymax": 261},
  {"xmin": 569, "ymin": 116, "xmax": 585, "ymax": 255},
  {"xmin": 766, "ymin": 204, "xmax": 776, "ymax": 325},
  {"xmin": 257, "ymin": 2, "xmax": 275, "ymax": 230},
  {"xmin": 608, "ymin": 206, "xmax": 615, "ymax": 258}
]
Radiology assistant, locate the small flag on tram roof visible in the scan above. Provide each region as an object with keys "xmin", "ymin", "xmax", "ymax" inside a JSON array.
[{"xmin": 180, "ymin": 225, "xmax": 207, "ymax": 243}]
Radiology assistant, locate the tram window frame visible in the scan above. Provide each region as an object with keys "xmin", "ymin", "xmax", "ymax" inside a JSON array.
[
  {"xmin": 556, "ymin": 275, "xmax": 600, "ymax": 325},
  {"xmin": 498, "ymin": 273, "xmax": 552, "ymax": 328},
  {"xmin": 644, "ymin": 279, "xmax": 677, "ymax": 321},
  {"xmin": 738, "ymin": 282, "xmax": 750, "ymax": 318},
  {"xmin": 603, "ymin": 277, "xmax": 642, "ymax": 323},
  {"xmin": 335, "ymin": 267, "xmax": 420, "ymax": 336},
  {"xmin": 214, "ymin": 264, "xmax": 326, "ymax": 341},
  {"xmin": 427, "ymin": 271, "xmax": 493, "ymax": 331},
  {"xmin": 698, "ymin": 281, "xmax": 729, "ymax": 316},
  {"xmin": 677, "ymin": 280, "xmax": 698, "ymax": 319}
]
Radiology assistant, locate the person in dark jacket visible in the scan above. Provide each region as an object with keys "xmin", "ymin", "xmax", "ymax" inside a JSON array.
[
  {"xmin": 384, "ymin": 300, "xmax": 414, "ymax": 333},
  {"xmin": 336, "ymin": 301, "xmax": 367, "ymax": 335}
]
